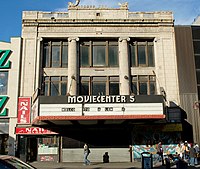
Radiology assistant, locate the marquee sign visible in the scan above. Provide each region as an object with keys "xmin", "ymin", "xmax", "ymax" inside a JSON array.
[
  {"xmin": 38, "ymin": 95, "xmax": 164, "ymax": 117},
  {"xmin": 66, "ymin": 95, "xmax": 135, "ymax": 104},
  {"xmin": 40, "ymin": 103, "xmax": 163, "ymax": 116}
]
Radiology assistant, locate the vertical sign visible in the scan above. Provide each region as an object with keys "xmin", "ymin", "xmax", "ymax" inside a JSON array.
[{"xmin": 18, "ymin": 97, "xmax": 31, "ymax": 124}]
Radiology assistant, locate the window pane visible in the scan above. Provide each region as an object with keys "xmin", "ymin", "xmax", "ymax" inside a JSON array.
[
  {"xmin": 80, "ymin": 83, "xmax": 89, "ymax": 95},
  {"xmin": 52, "ymin": 46, "xmax": 60, "ymax": 67},
  {"xmin": 148, "ymin": 45, "xmax": 154, "ymax": 66},
  {"xmin": 109, "ymin": 83, "xmax": 119, "ymax": 95},
  {"xmin": 138, "ymin": 45, "xmax": 146, "ymax": 65},
  {"xmin": 93, "ymin": 77, "xmax": 107, "ymax": 81},
  {"xmin": 61, "ymin": 82, "xmax": 67, "ymax": 95},
  {"xmin": 193, "ymin": 41, "xmax": 200, "ymax": 54},
  {"xmin": 62, "ymin": 45, "xmax": 68, "ymax": 68},
  {"xmin": 93, "ymin": 46, "xmax": 105, "ymax": 66},
  {"xmin": 195, "ymin": 55, "xmax": 200, "ymax": 69},
  {"xmin": 109, "ymin": 46, "xmax": 118, "ymax": 66},
  {"xmin": 192, "ymin": 26, "xmax": 200, "ymax": 39},
  {"xmin": 130, "ymin": 44, "xmax": 136, "ymax": 67},
  {"xmin": 92, "ymin": 82, "xmax": 106, "ymax": 95},
  {"xmin": 80, "ymin": 45, "xmax": 89, "ymax": 67},
  {"xmin": 131, "ymin": 82, "xmax": 137, "ymax": 95},
  {"xmin": 44, "ymin": 83, "xmax": 49, "ymax": 96},
  {"xmin": 198, "ymin": 86, "xmax": 200, "ymax": 100},
  {"xmin": 150, "ymin": 82, "xmax": 156, "ymax": 95},
  {"xmin": 51, "ymin": 77, "xmax": 59, "ymax": 96},
  {"xmin": 139, "ymin": 75, "xmax": 148, "ymax": 81},
  {"xmin": 139, "ymin": 82, "xmax": 147, "ymax": 95},
  {"xmin": 44, "ymin": 45, "xmax": 49, "ymax": 67},
  {"xmin": 197, "ymin": 70, "xmax": 200, "ymax": 84},
  {"xmin": 0, "ymin": 72, "xmax": 8, "ymax": 95}
]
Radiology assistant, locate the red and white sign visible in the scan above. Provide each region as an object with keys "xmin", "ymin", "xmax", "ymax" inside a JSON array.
[
  {"xmin": 17, "ymin": 97, "xmax": 31, "ymax": 124},
  {"xmin": 15, "ymin": 127, "xmax": 58, "ymax": 135}
]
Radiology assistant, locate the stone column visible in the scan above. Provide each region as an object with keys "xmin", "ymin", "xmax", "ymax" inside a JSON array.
[
  {"xmin": 119, "ymin": 37, "xmax": 130, "ymax": 95},
  {"xmin": 35, "ymin": 37, "xmax": 43, "ymax": 92},
  {"xmin": 67, "ymin": 37, "xmax": 79, "ymax": 95}
]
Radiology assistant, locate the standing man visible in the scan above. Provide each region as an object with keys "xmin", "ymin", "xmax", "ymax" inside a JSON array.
[{"xmin": 83, "ymin": 143, "xmax": 91, "ymax": 165}]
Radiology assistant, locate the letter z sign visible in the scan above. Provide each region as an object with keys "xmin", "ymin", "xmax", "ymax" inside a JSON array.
[
  {"xmin": 0, "ymin": 96, "xmax": 8, "ymax": 116},
  {"xmin": 0, "ymin": 50, "xmax": 11, "ymax": 69}
]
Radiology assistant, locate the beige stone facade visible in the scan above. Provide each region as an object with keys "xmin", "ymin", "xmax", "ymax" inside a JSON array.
[{"xmin": 21, "ymin": 6, "xmax": 179, "ymax": 104}]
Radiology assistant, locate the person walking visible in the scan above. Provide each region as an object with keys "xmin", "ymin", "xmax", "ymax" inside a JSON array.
[
  {"xmin": 194, "ymin": 143, "xmax": 199, "ymax": 165},
  {"xmin": 183, "ymin": 141, "xmax": 190, "ymax": 161},
  {"xmin": 156, "ymin": 141, "xmax": 164, "ymax": 166},
  {"xmin": 83, "ymin": 143, "xmax": 91, "ymax": 165},
  {"xmin": 189, "ymin": 143, "xmax": 196, "ymax": 166}
]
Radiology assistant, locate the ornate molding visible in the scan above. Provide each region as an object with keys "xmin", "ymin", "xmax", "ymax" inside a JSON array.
[
  {"xmin": 68, "ymin": 37, "xmax": 79, "ymax": 42},
  {"xmin": 68, "ymin": 0, "xmax": 80, "ymax": 8},
  {"xmin": 119, "ymin": 37, "xmax": 130, "ymax": 42}
]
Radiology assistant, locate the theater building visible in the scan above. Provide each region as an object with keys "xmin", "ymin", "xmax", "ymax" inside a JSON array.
[{"xmin": 10, "ymin": 2, "xmax": 200, "ymax": 162}]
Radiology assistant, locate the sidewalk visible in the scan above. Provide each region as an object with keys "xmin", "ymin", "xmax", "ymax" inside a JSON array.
[
  {"xmin": 30, "ymin": 161, "xmax": 200, "ymax": 169},
  {"xmin": 30, "ymin": 161, "xmax": 167, "ymax": 169}
]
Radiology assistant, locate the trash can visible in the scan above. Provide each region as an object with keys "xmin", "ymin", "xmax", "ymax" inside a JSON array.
[{"xmin": 141, "ymin": 152, "xmax": 153, "ymax": 169}]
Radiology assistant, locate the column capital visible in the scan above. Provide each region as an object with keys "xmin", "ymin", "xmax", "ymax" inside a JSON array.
[
  {"xmin": 37, "ymin": 37, "xmax": 43, "ymax": 42},
  {"xmin": 119, "ymin": 37, "xmax": 130, "ymax": 42},
  {"xmin": 68, "ymin": 37, "xmax": 79, "ymax": 42}
]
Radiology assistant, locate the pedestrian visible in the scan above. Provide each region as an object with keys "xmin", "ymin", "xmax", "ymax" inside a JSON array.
[
  {"xmin": 194, "ymin": 143, "xmax": 199, "ymax": 165},
  {"xmin": 175, "ymin": 143, "xmax": 181, "ymax": 157},
  {"xmin": 189, "ymin": 143, "xmax": 196, "ymax": 166},
  {"xmin": 156, "ymin": 141, "xmax": 164, "ymax": 165},
  {"xmin": 103, "ymin": 152, "xmax": 109, "ymax": 163},
  {"xmin": 83, "ymin": 143, "xmax": 91, "ymax": 165},
  {"xmin": 183, "ymin": 141, "xmax": 190, "ymax": 161}
]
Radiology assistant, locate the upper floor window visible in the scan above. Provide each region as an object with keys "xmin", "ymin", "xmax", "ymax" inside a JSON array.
[
  {"xmin": 79, "ymin": 76, "xmax": 119, "ymax": 95},
  {"xmin": 43, "ymin": 40, "xmax": 68, "ymax": 68},
  {"xmin": 129, "ymin": 40, "xmax": 154, "ymax": 67},
  {"xmin": 80, "ymin": 40, "xmax": 118, "ymax": 67},
  {"xmin": 0, "ymin": 71, "xmax": 8, "ymax": 95},
  {"xmin": 43, "ymin": 76, "xmax": 67, "ymax": 96},
  {"xmin": 131, "ymin": 75, "xmax": 156, "ymax": 95}
]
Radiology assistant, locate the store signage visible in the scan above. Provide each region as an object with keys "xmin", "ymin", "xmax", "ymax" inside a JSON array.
[
  {"xmin": 67, "ymin": 95, "xmax": 135, "ymax": 103},
  {"xmin": 17, "ymin": 97, "xmax": 31, "ymax": 124},
  {"xmin": 0, "ymin": 50, "xmax": 11, "ymax": 69},
  {"xmin": 0, "ymin": 50, "xmax": 11, "ymax": 116},
  {"xmin": 15, "ymin": 127, "xmax": 58, "ymax": 135},
  {"xmin": 0, "ymin": 96, "xmax": 8, "ymax": 116}
]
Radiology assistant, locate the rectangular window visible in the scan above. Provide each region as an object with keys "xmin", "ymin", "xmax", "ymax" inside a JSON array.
[
  {"xmin": 43, "ymin": 40, "xmax": 68, "ymax": 68},
  {"xmin": 109, "ymin": 77, "xmax": 119, "ymax": 95},
  {"xmin": 0, "ymin": 72, "xmax": 8, "ymax": 95},
  {"xmin": 193, "ymin": 40, "xmax": 200, "ymax": 54},
  {"xmin": 131, "ymin": 75, "xmax": 156, "ymax": 95},
  {"xmin": 80, "ymin": 40, "xmax": 118, "ymax": 67},
  {"xmin": 80, "ymin": 42, "xmax": 90, "ymax": 67},
  {"xmin": 129, "ymin": 40, "xmax": 155, "ymax": 67},
  {"xmin": 92, "ymin": 77, "xmax": 106, "ymax": 95},
  {"xmin": 43, "ymin": 76, "xmax": 67, "ymax": 96},
  {"xmin": 80, "ymin": 77, "xmax": 90, "ymax": 95},
  {"xmin": 80, "ymin": 76, "xmax": 119, "ymax": 95}
]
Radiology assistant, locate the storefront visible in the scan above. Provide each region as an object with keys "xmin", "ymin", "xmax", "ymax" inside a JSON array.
[
  {"xmin": 15, "ymin": 127, "xmax": 59, "ymax": 162},
  {"xmin": 0, "ymin": 119, "xmax": 9, "ymax": 155}
]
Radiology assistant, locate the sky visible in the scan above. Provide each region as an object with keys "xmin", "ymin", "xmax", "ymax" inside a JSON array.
[{"xmin": 0, "ymin": 0, "xmax": 199, "ymax": 42}]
